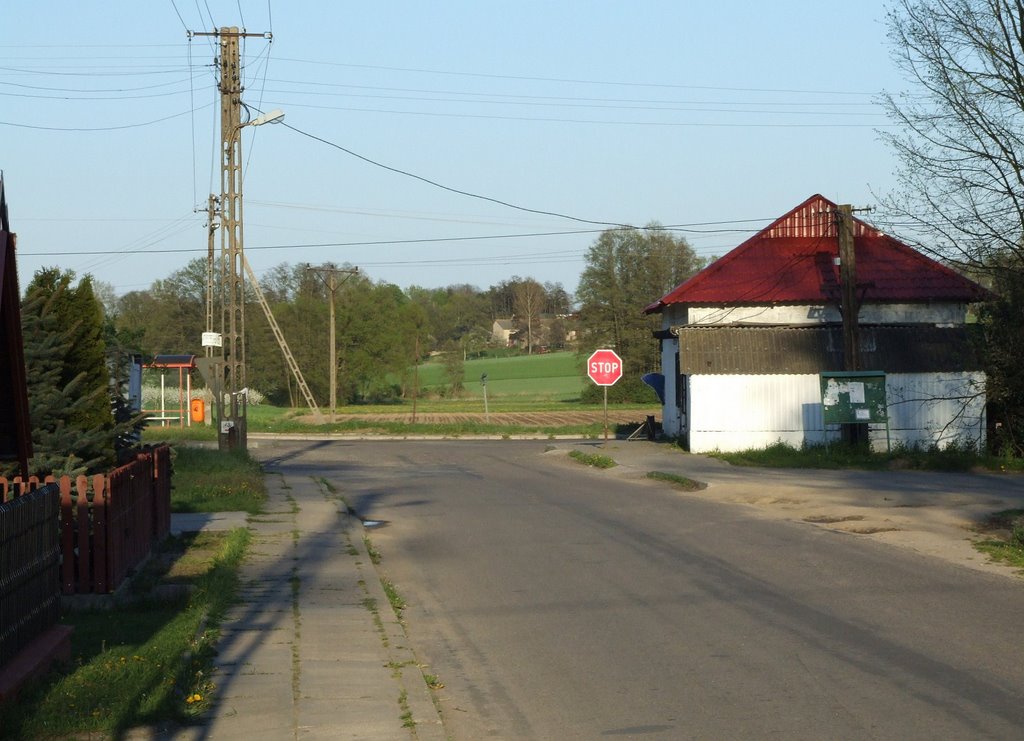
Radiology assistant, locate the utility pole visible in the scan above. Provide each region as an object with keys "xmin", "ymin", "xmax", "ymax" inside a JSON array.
[
  {"xmin": 204, "ymin": 194, "xmax": 219, "ymax": 359},
  {"xmin": 837, "ymin": 204, "xmax": 860, "ymax": 372},
  {"xmin": 836, "ymin": 203, "xmax": 870, "ymax": 446},
  {"xmin": 307, "ymin": 266, "xmax": 358, "ymax": 420},
  {"xmin": 190, "ymin": 26, "xmax": 271, "ymax": 451}
]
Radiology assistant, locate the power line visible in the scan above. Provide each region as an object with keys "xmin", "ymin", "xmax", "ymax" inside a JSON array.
[
  {"xmin": 271, "ymin": 56, "xmax": 877, "ymax": 97},
  {"xmin": 281, "ymin": 120, "xmax": 636, "ymax": 229},
  {"xmin": 20, "ymin": 223, "xmax": 760, "ymax": 258},
  {"xmin": 258, "ymin": 77, "xmax": 881, "ymax": 108},
  {"xmin": 271, "ymin": 100, "xmax": 893, "ymax": 128},
  {"xmin": 258, "ymin": 90, "xmax": 884, "ymax": 118},
  {"xmin": 169, "ymin": 0, "xmax": 190, "ymax": 32},
  {"xmin": 0, "ymin": 103, "xmax": 212, "ymax": 131}
]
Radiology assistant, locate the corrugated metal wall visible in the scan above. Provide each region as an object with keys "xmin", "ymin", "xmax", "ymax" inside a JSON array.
[
  {"xmin": 688, "ymin": 373, "xmax": 985, "ymax": 453},
  {"xmin": 677, "ymin": 325, "xmax": 983, "ymax": 375}
]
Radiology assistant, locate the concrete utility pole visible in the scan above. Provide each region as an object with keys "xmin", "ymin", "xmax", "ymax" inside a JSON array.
[
  {"xmin": 307, "ymin": 266, "xmax": 358, "ymax": 420},
  {"xmin": 190, "ymin": 26, "xmax": 272, "ymax": 451}
]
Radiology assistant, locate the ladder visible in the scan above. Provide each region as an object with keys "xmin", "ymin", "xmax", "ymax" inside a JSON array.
[{"xmin": 242, "ymin": 256, "xmax": 323, "ymax": 419}]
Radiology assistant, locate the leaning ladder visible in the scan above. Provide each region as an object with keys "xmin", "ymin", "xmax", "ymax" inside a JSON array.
[{"xmin": 242, "ymin": 256, "xmax": 323, "ymax": 419}]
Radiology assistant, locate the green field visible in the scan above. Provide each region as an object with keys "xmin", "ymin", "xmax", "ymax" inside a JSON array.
[{"xmin": 415, "ymin": 351, "xmax": 585, "ymax": 401}]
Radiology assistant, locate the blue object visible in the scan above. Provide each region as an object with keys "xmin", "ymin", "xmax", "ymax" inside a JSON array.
[{"xmin": 641, "ymin": 373, "xmax": 665, "ymax": 404}]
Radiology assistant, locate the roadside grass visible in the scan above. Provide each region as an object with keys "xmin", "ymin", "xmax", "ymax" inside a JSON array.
[
  {"xmin": 0, "ymin": 527, "xmax": 251, "ymax": 740},
  {"xmin": 646, "ymin": 471, "xmax": 706, "ymax": 491},
  {"xmin": 711, "ymin": 440, "xmax": 1024, "ymax": 473},
  {"xmin": 144, "ymin": 410, "xmax": 621, "ymax": 441},
  {"xmin": 170, "ymin": 446, "xmax": 266, "ymax": 513},
  {"xmin": 973, "ymin": 509, "xmax": 1024, "ymax": 572},
  {"xmin": 381, "ymin": 577, "xmax": 406, "ymax": 619},
  {"xmin": 568, "ymin": 450, "xmax": 617, "ymax": 469}
]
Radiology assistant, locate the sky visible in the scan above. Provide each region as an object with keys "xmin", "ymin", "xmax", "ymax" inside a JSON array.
[{"xmin": 3, "ymin": 1, "xmax": 910, "ymax": 300}]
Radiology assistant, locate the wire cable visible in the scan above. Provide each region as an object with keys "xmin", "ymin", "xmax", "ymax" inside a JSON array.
[
  {"xmin": 0, "ymin": 104, "xmax": 211, "ymax": 131},
  {"xmin": 280, "ymin": 120, "xmax": 635, "ymax": 229}
]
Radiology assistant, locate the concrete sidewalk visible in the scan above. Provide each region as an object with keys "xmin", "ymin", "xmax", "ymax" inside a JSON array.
[{"xmin": 157, "ymin": 463, "xmax": 445, "ymax": 740}]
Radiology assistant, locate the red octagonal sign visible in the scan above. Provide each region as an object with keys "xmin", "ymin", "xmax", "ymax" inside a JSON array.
[{"xmin": 587, "ymin": 348, "xmax": 623, "ymax": 386}]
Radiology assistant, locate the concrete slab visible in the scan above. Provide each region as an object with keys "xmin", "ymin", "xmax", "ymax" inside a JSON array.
[{"xmin": 170, "ymin": 511, "xmax": 249, "ymax": 535}]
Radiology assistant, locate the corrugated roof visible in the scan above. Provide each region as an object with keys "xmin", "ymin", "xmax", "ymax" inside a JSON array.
[{"xmin": 646, "ymin": 194, "xmax": 989, "ymax": 313}]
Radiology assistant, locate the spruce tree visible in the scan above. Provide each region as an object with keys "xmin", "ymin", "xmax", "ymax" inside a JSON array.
[{"xmin": 19, "ymin": 284, "xmax": 111, "ymax": 476}]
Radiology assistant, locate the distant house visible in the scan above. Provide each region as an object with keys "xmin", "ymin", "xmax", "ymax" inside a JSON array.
[
  {"xmin": 492, "ymin": 319, "xmax": 516, "ymax": 347},
  {"xmin": 493, "ymin": 315, "xmax": 578, "ymax": 351},
  {"xmin": 644, "ymin": 194, "xmax": 990, "ymax": 452}
]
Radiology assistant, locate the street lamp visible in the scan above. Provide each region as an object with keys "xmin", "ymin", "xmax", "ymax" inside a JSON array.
[{"xmin": 248, "ymin": 108, "xmax": 285, "ymax": 126}]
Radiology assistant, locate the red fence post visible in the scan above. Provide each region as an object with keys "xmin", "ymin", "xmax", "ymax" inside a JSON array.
[
  {"xmin": 153, "ymin": 446, "xmax": 171, "ymax": 538},
  {"xmin": 59, "ymin": 476, "xmax": 74, "ymax": 595},
  {"xmin": 74, "ymin": 476, "xmax": 90, "ymax": 594},
  {"xmin": 92, "ymin": 474, "xmax": 109, "ymax": 594}
]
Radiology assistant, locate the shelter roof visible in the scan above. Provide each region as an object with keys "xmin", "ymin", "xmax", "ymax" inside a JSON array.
[
  {"xmin": 645, "ymin": 194, "xmax": 989, "ymax": 313},
  {"xmin": 147, "ymin": 354, "xmax": 197, "ymax": 369}
]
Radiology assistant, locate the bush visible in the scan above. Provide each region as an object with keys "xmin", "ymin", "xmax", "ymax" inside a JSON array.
[
  {"xmin": 146, "ymin": 386, "xmax": 265, "ymax": 407},
  {"xmin": 579, "ymin": 376, "xmax": 660, "ymax": 404}
]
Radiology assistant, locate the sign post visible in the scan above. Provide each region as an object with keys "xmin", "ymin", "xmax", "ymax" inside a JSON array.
[{"xmin": 587, "ymin": 349, "xmax": 624, "ymax": 444}]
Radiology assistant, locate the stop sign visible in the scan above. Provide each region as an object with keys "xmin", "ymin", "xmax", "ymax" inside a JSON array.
[{"xmin": 587, "ymin": 349, "xmax": 623, "ymax": 386}]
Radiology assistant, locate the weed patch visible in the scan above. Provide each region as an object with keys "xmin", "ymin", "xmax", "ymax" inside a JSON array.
[
  {"xmin": 381, "ymin": 577, "xmax": 406, "ymax": 618},
  {"xmin": 646, "ymin": 471, "xmax": 705, "ymax": 491},
  {"xmin": 568, "ymin": 450, "xmax": 617, "ymax": 469},
  {"xmin": 364, "ymin": 535, "xmax": 382, "ymax": 565}
]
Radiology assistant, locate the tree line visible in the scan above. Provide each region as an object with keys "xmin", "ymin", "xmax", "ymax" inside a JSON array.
[
  {"xmin": 7, "ymin": 227, "xmax": 702, "ymax": 475},
  {"xmin": 101, "ymin": 225, "xmax": 703, "ymax": 408}
]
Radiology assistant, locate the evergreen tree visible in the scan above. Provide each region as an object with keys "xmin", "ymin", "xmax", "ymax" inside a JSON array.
[{"xmin": 20, "ymin": 283, "xmax": 111, "ymax": 476}]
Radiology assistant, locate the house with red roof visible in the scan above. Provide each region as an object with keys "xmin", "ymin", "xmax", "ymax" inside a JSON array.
[{"xmin": 644, "ymin": 194, "xmax": 989, "ymax": 452}]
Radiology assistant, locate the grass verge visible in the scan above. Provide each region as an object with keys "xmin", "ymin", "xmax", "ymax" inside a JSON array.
[
  {"xmin": 170, "ymin": 446, "xmax": 266, "ymax": 513},
  {"xmin": 0, "ymin": 527, "xmax": 251, "ymax": 739},
  {"xmin": 973, "ymin": 509, "xmax": 1024, "ymax": 572},
  {"xmin": 711, "ymin": 440, "xmax": 1024, "ymax": 472},
  {"xmin": 568, "ymin": 450, "xmax": 617, "ymax": 469}
]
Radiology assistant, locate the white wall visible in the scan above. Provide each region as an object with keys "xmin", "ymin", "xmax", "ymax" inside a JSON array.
[
  {"xmin": 684, "ymin": 303, "xmax": 967, "ymax": 326},
  {"xmin": 686, "ymin": 373, "xmax": 986, "ymax": 453}
]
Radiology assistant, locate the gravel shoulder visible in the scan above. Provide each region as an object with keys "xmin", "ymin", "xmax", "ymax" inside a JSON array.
[{"xmin": 552, "ymin": 440, "xmax": 1024, "ymax": 580}]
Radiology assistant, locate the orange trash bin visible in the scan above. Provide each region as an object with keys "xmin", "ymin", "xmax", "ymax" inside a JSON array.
[{"xmin": 190, "ymin": 398, "xmax": 205, "ymax": 423}]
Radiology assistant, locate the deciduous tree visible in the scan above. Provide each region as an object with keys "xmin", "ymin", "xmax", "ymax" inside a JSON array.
[
  {"xmin": 576, "ymin": 226, "xmax": 704, "ymax": 375},
  {"xmin": 880, "ymin": 0, "xmax": 1024, "ymax": 450}
]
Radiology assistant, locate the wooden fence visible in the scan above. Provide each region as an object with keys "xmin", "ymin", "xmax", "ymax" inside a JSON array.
[
  {"xmin": 0, "ymin": 482, "xmax": 61, "ymax": 668},
  {"xmin": 0, "ymin": 445, "xmax": 172, "ymax": 597}
]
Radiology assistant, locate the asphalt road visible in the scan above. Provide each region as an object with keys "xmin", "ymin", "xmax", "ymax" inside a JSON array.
[{"xmin": 255, "ymin": 439, "xmax": 1024, "ymax": 740}]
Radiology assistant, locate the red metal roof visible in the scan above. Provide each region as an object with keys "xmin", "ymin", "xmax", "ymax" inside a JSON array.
[{"xmin": 646, "ymin": 194, "xmax": 989, "ymax": 313}]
